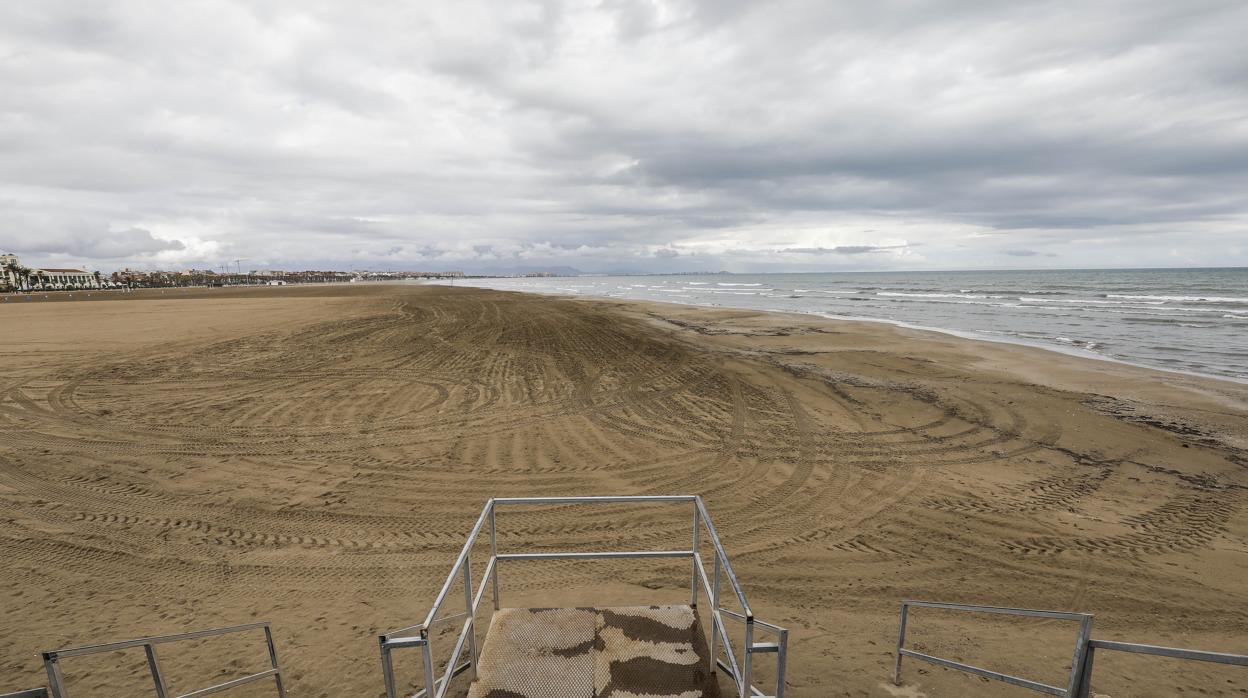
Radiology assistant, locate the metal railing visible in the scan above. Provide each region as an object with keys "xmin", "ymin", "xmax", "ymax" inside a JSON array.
[
  {"xmin": 41, "ymin": 622, "xmax": 284, "ymax": 698},
  {"xmin": 378, "ymin": 495, "xmax": 788, "ymax": 698},
  {"xmin": 1, "ymin": 690, "xmax": 49, "ymax": 698},
  {"xmin": 1076, "ymin": 639, "xmax": 1248, "ymax": 696},
  {"xmin": 895, "ymin": 601, "xmax": 1248, "ymax": 697},
  {"xmin": 893, "ymin": 601, "xmax": 1094, "ymax": 696}
]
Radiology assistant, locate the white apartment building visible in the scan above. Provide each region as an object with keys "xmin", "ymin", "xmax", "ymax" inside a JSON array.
[{"xmin": 2, "ymin": 253, "xmax": 102, "ymax": 290}]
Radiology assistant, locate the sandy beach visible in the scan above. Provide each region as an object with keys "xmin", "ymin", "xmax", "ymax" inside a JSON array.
[{"xmin": 1, "ymin": 284, "xmax": 1245, "ymax": 697}]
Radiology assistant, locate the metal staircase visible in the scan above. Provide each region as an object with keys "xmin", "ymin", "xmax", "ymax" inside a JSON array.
[{"xmin": 378, "ymin": 496, "xmax": 788, "ymax": 698}]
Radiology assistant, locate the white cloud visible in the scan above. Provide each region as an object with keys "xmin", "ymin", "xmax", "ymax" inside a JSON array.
[{"xmin": 1, "ymin": 0, "xmax": 1246, "ymax": 272}]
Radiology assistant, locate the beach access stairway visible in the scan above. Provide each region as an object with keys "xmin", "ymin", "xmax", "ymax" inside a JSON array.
[
  {"xmin": 378, "ymin": 496, "xmax": 789, "ymax": 698},
  {"xmin": 467, "ymin": 605, "xmax": 717, "ymax": 698}
]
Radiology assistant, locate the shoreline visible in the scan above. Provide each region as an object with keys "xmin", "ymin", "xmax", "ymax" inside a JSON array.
[
  {"xmin": 443, "ymin": 280, "xmax": 1248, "ymax": 388},
  {"xmin": 591, "ymin": 291, "xmax": 1248, "ymax": 450}
]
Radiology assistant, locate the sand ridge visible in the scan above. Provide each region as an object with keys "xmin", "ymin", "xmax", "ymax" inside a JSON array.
[{"xmin": 0, "ymin": 284, "xmax": 1245, "ymax": 696}]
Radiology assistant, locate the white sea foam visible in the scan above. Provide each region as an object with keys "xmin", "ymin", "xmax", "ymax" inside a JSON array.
[
  {"xmin": 877, "ymin": 291, "xmax": 989, "ymax": 299},
  {"xmin": 1106, "ymin": 294, "xmax": 1248, "ymax": 303}
]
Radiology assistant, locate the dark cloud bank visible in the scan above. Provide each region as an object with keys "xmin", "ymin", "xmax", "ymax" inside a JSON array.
[{"xmin": 1, "ymin": 1, "xmax": 1246, "ymax": 272}]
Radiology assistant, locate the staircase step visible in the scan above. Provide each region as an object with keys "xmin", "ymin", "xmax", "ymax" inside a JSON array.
[{"xmin": 467, "ymin": 605, "xmax": 719, "ymax": 698}]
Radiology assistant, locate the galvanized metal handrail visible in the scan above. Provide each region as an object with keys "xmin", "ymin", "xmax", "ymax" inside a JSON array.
[
  {"xmin": 689, "ymin": 506, "xmax": 788, "ymax": 698},
  {"xmin": 41, "ymin": 622, "xmax": 284, "ymax": 698},
  {"xmin": 893, "ymin": 600, "xmax": 1094, "ymax": 696},
  {"xmin": 1075, "ymin": 639, "xmax": 1248, "ymax": 697},
  {"xmin": 895, "ymin": 600, "xmax": 1248, "ymax": 696},
  {"xmin": 693, "ymin": 497, "xmax": 752, "ymax": 618},
  {"xmin": 378, "ymin": 495, "xmax": 788, "ymax": 698}
]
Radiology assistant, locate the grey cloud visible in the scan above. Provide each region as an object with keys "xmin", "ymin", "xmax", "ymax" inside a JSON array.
[
  {"xmin": 781, "ymin": 245, "xmax": 912, "ymax": 255},
  {"xmin": 1, "ymin": 222, "xmax": 184, "ymax": 260},
  {"xmin": 94, "ymin": 228, "xmax": 186, "ymax": 257},
  {"xmin": 1, "ymin": 0, "xmax": 1246, "ymax": 273}
]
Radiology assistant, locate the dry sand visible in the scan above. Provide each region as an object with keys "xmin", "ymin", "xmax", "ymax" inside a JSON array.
[{"xmin": 1, "ymin": 284, "xmax": 1245, "ymax": 697}]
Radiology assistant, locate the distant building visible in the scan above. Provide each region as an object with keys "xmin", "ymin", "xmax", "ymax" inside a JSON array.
[
  {"xmin": 1, "ymin": 253, "xmax": 21, "ymax": 290},
  {"xmin": 36, "ymin": 267, "xmax": 101, "ymax": 289},
  {"xmin": 2, "ymin": 254, "xmax": 101, "ymax": 291}
]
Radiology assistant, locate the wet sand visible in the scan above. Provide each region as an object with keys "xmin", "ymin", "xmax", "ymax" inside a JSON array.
[{"xmin": 1, "ymin": 284, "xmax": 1245, "ymax": 696}]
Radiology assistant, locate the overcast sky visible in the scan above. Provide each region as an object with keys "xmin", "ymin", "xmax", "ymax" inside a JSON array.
[{"xmin": 2, "ymin": 1, "xmax": 1247, "ymax": 274}]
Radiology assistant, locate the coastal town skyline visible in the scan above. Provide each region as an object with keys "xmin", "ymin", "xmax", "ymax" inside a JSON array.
[
  {"xmin": 4, "ymin": 247, "xmax": 1245, "ymax": 293},
  {"xmin": 0, "ymin": 251, "xmax": 470, "ymax": 291}
]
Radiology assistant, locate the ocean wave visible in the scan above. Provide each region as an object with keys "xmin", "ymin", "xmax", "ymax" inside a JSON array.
[
  {"xmin": 717, "ymin": 282, "xmax": 763, "ymax": 287},
  {"xmin": 874, "ymin": 287, "xmax": 1070, "ymax": 296},
  {"xmin": 1105, "ymin": 294, "xmax": 1248, "ymax": 304},
  {"xmin": 1118, "ymin": 305, "xmax": 1248, "ymax": 315},
  {"xmin": 878, "ymin": 291, "xmax": 990, "ymax": 299},
  {"xmin": 872, "ymin": 296, "xmax": 1042, "ymax": 309},
  {"xmin": 1054, "ymin": 337, "xmax": 1102, "ymax": 350},
  {"xmin": 967, "ymin": 288, "xmax": 1069, "ymax": 295},
  {"xmin": 1019, "ymin": 297, "xmax": 1162, "ymax": 305},
  {"xmin": 1121, "ymin": 317, "xmax": 1215, "ymax": 328}
]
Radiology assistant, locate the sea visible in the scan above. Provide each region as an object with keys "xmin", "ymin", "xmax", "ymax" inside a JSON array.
[{"xmin": 456, "ymin": 268, "xmax": 1248, "ymax": 383}]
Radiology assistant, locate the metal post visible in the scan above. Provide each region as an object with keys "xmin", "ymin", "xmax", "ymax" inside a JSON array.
[
  {"xmin": 489, "ymin": 502, "xmax": 500, "ymax": 611},
  {"xmin": 775, "ymin": 628, "xmax": 788, "ymax": 698},
  {"xmin": 42, "ymin": 654, "xmax": 66, "ymax": 698},
  {"xmin": 264, "ymin": 625, "xmax": 286, "ymax": 697},
  {"xmin": 742, "ymin": 619, "xmax": 754, "ymax": 698},
  {"xmin": 1067, "ymin": 615, "xmax": 1094, "ymax": 696},
  {"xmin": 1075, "ymin": 645, "xmax": 1096, "ymax": 698},
  {"xmin": 143, "ymin": 644, "xmax": 168, "ymax": 698},
  {"xmin": 420, "ymin": 632, "xmax": 435, "ymax": 698},
  {"xmin": 379, "ymin": 638, "xmax": 397, "ymax": 698},
  {"xmin": 894, "ymin": 602, "xmax": 909, "ymax": 685},
  {"xmin": 463, "ymin": 559, "xmax": 479, "ymax": 681},
  {"xmin": 691, "ymin": 503, "xmax": 700, "ymax": 608},
  {"xmin": 709, "ymin": 553, "xmax": 722, "ymax": 674}
]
